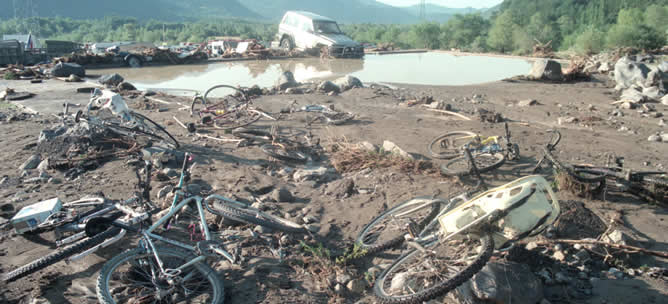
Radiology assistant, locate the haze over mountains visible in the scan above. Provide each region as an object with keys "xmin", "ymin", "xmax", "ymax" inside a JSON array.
[{"xmin": 0, "ymin": 0, "xmax": 496, "ymax": 24}]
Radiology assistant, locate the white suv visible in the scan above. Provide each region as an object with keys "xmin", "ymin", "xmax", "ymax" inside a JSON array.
[{"xmin": 276, "ymin": 11, "xmax": 364, "ymax": 58}]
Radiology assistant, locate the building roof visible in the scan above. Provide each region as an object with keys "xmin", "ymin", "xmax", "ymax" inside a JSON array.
[
  {"xmin": 3, "ymin": 34, "xmax": 31, "ymax": 43},
  {"xmin": 287, "ymin": 11, "xmax": 335, "ymax": 22}
]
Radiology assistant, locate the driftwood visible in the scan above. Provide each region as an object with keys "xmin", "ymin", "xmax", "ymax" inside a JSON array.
[
  {"xmin": 422, "ymin": 107, "xmax": 472, "ymax": 121},
  {"xmin": 532, "ymin": 239, "xmax": 668, "ymax": 259}
]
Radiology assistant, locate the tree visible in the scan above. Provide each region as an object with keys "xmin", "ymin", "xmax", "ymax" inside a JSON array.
[
  {"xmin": 487, "ymin": 11, "xmax": 517, "ymax": 53},
  {"xmin": 574, "ymin": 26, "xmax": 605, "ymax": 54},
  {"xmin": 644, "ymin": 5, "xmax": 668, "ymax": 34},
  {"xmin": 412, "ymin": 22, "xmax": 441, "ymax": 49}
]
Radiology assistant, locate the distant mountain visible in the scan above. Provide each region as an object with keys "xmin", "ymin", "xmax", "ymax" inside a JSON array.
[
  {"xmin": 0, "ymin": 0, "xmax": 261, "ymax": 21},
  {"xmin": 242, "ymin": 0, "xmax": 420, "ymax": 24}
]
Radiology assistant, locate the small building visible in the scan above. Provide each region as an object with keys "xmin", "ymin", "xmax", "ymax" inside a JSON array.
[
  {"xmin": 0, "ymin": 40, "xmax": 25, "ymax": 66},
  {"xmin": 2, "ymin": 33, "xmax": 39, "ymax": 50}
]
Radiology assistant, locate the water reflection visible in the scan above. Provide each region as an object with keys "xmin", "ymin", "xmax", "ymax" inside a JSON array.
[{"xmin": 91, "ymin": 53, "xmax": 531, "ymax": 94}]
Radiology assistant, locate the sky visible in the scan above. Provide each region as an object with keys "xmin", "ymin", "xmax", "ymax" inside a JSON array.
[{"xmin": 376, "ymin": 0, "xmax": 503, "ymax": 9}]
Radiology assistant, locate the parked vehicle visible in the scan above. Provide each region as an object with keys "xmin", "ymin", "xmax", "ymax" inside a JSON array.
[{"xmin": 275, "ymin": 11, "xmax": 364, "ymax": 58}]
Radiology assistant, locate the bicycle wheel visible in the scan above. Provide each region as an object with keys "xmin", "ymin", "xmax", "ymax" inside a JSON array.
[
  {"xmin": 96, "ymin": 246, "xmax": 224, "ymax": 304},
  {"xmin": 3, "ymin": 227, "xmax": 122, "ymax": 282},
  {"xmin": 231, "ymin": 127, "xmax": 273, "ymax": 143},
  {"xmin": 356, "ymin": 197, "xmax": 442, "ymax": 256},
  {"xmin": 440, "ymin": 152, "xmax": 506, "ymax": 177},
  {"xmin": 428, "ymin": 131, "xmax": 476, "ymax": 160},
  {"xmin": 260, "ymin": 144, "xmax": 308, "ymax": 163},
  {"xmin": 128, "ymin": 112, "xmax": 180, "ymax": 148},
  {"xmin": 373, "ymin": 234, "xmax": 494, "ymax": 304},
  {"xmin": 213, "ymin": 109, "xmax": 261, "ymax": 130},
  {"xmin": 207, "ymin": 198, "xmax": 306, "ymax": 234}
]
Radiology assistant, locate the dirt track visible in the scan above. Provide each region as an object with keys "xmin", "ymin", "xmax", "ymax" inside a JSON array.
[{"xmin": 0, "ymin": 74, "xmax": 667, "ymax": 304}]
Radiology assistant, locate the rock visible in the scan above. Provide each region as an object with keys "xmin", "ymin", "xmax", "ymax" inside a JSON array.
[
  {"xmin": 157, "ymin": 185, "xmax": 173, "ymax": 200},
  {"xmin": 390, "ymin": 272, "xmax": 416, "ymax": 295},
  {"xmin": 337, "ymin": 273, "xmax": 352, "ymax": 284},
  {"xmin": 327, "ymin": 178, "xmax": 355, "ymax": 199},
  {"xmin": 647, "ymin": 134, "xmax": 661, "ymax": 142},
  {"xmin": 50, "ymin": 62, "xmax": 85, "ymax": 77},
  {"xmin": 305, "ymin": 224, "xmax": 320, "ymax": 233},
  {"xmin": 358, "ymin": 141, "xmax": 378, "ymax": 153},
  {"xmin": 118, "ymin": 82, "xmax": 136, "ymax": 91},
  {"xmin": 518, "ymin": 99, "xmax": 538, "ymax": 107},
  {"xmin": 272, "ymin": 186, "xmax": 294, "ymax": 203},
  {"xmin": 661, "ymin": 133, "xmax": 668, "ymax": 142},
  {"xmin": 285, "ymin": 87, "xmax": 302, "ymax": 94},
  {"xmin": 528, "ymin": 59, "xmax": 563, "ymax": 81},
  {"xmin": 303, "ymin": 215, "xmax": 318, "ymax": 224},
  {"xmin": 276, "ymin": 71, "xmax": 298, "ymax": 90},
  {"xmin": 254, "ymin": 225, "xmax": 272, "ymax": 234},
  {"xmin": 659, "ymin": 118, "xmax": 666, "ymax": 126},
  {"xmin": 98, "ymin": 73, "xmax": 125, "ymax": 87},
  {"xmin": 293, "ymin": 166, "xmax": 335, "ymax": 182},
  {"xmin": 334, "ymin": 283, "xmax": 344, "ymax": 294},
  {"xmin": 185, "ymin": 183, "xmax": 202, "ymax": 195},
  {"xmin": 574, "ymin": 249, "xmax": 591, "ymax": 262},
  {"xmin": 558, "ymin": 116, "xmax": 578, "ymax": 125},
  {"xmin": 19, "ymin": 154, "xmax": 41, "ymax": 171},
  {"xmin": 619, "ymin": 88, "xmax": 647, "ymax": 104},
  {"xmin": 37, "ymin": 158, "xmax": 49, "ymax": 174},
  {"xmin": 318, "ymin": 81, "xmax": 340, "ymax": 93},
  {"xmin": 605, "ymin": 229, "xmax": 635, "ymax": 245},
  {"xmin": 382, "ymin": 140, "xmax": 414, "ymax": 160},
  {"xmin": 470, "ymin": 262, "xmax": 544, "ymax": 304},
  {"xmin": 614, "ymin": 56, "xmax": 656, "ymax": 90},
  {"xmin": 608, "ymin": 267, "xmax": 624, "ymax": 279},
  {"xmin": 663, "ymin": 95, "xmax": 668, "ymax": 106},
  {"xmin": 620, "ymin": 101, "xmax": 636, "ymax": 109},
  {"xmin": 554, "ymin": 272, "xmax": 571, "ymax": 284},
  {"xmin": 553, "ymin": 251, "xmax": 566, "ymax": 261},
  {"xmin": 347, "ymin": 279, "xmax": 366, "ymax": 293},
  {"xmin": 525, "ymin": 242, "xmax": 539, "ymax": 251},
  {"xmin": 161, "ymin": 168, "xmax": 179, "ymax": 178},
  {"xmin": 333, "ymin": 75, "xmax": 363, "ymax": 91},
  {"xmin": 642, "ymin": 86, "xmax": 664, "ymax": 101},
  {"xmin": 598, "ymin": 62, "xmax": 611, "ymax": 73},
  {"xmin": 65, "ymin": 74, "xmax": 82, "ymax": 82}
]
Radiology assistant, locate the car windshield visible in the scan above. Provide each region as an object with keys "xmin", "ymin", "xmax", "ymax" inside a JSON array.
[{"xmin": 314, "ymin": 21, "xmax": 341, "ymax": 34}]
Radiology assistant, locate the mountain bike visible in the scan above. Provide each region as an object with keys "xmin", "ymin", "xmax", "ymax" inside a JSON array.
[
  {"xmin": 74, "ymin": 88, "xmax": 179, "ymax": 148},
  {"xmin": 434, "ymin": 122, "xmax": 520, "ymax": 177},
  {"xmin": 533, "ymin": 130, "xmax": 667, "ymax": 204},
  {"xmin": 94, "ymin": 152, "xmax": 307, "ymax": 304},
  {"xmin": 232, "ymin": 125, "xmax": 321, "ymax": 163},
  {"xmin": 371, "ymin": 174, "xmax": 560, "ymax": 304},
  {"xmin": 190, "ymin": 84, "xmax": 264, "ymax": 130},
  {"xmin": 3, "ymin": 160, "xmax": 156, "ymax": 282}
]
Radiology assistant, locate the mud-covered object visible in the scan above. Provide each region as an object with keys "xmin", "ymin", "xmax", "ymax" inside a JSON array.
[
  {"xmin": 98, "ymin": 73, "xmax": 125, "ymax": 87},
  {"xmin": 528, "ymin": 59, "xmax": 563, "ymax": 81},
  {"xmin": 276, "ymin": 71, "xmax": 298, "ymax": 90},
  {"xmin": 117, "ymin": 82, "xmax": 136, "ymax": 91},
  {"xmin": 333, "ymin": 75, "xmax": 363, "ymax": 91},
  {"xmin": 50, "ymin": 62, "xmax": 85, "ymax": 77},
  {"xmin": 317, "ymin": 81, "xmax": 340, "ymax": 93}
]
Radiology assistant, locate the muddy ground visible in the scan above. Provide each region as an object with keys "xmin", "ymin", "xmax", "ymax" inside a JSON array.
[{"xmin": 0, "ymin": 73, "xmax": 666, "ymax": 304}]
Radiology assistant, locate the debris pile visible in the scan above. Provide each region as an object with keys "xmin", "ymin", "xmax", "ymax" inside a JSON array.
[{"xmin": 142, "ymin": 47, "xmax": 208, "ymax": 64}]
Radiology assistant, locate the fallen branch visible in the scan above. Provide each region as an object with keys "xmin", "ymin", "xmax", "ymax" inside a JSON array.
[
  {"xmin": 532, "ymin": 239, "xmax": 668, "ymax": 259},
  {"xmin": 422, "ymin": 107, "xmax": 472, "ymax": 121},
  {"xmin": 147, "ymin": 96, "xmax": 172, "ymax": 105},
  {"xmin": 172, "ymin": 116, "xmax": 188, "ymax": 130},
  {"xmin": 195, "ymin": 133, "xmax": 243, "ymax": 143}
]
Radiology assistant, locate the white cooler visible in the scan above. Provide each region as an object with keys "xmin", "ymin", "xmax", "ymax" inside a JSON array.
[{"xmin": 11, "ymin": 198, "xmax": 63, "ymax": 234}]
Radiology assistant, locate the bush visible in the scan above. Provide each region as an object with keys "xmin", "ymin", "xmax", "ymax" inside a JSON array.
[
  {"xmin": 3, "ymin": 71, "xmax": 18, "ymax": 80},
  {"xmin": 575, "ymin": 27, "xmax": 605, "ymax": 55},
  {"xmin": 607, "ymin": 24, "xmax": 666, "ymax": 50}
]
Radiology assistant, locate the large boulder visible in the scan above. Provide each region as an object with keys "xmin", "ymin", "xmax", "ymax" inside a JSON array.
[
  {"xmin": 276, "ymin": 71, "xmax": 298, "ymax": 90},
  {"xmin": 317, "ymin": 81, "xmax": 340, "ymax": 93},
  {"xmin": 50, "ymin": 62, "xmax": 85, "ymax": 78},
  {"xmin": 98, "ymin": 73, "xmax": 124, "ymax": 87},
  {"xmin": 528, "ymin": 59, "xmax": 563, "ymax": 81},
  {"xmin": 614, "ymin": 56, "xmax": 657, "ymax": 90},
  {"xmin": 333, "ymin": 75, "xmax": 363, "ymax": 91}
]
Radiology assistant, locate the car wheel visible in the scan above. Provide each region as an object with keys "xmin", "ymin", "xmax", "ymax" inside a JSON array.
[
  {"xmin": 127, "ymin": 56, "xmax": 142, "ymax": 68},
  {"xmin": 280, "ymin": 37, "xmax": 294, "ymax": 51}
]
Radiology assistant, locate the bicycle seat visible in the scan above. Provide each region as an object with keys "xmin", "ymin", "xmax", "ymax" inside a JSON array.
[{"xmin": 438, "ymin": 175, "xmax": 560, "ymax": 249}]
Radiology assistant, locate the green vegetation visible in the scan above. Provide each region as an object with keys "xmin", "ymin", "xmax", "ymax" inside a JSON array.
[
  {"xmin": 0, "ymin": 0, "xmax": 666, "ymax": 55},
  {"xmin": 3, "ymin": 72, "xmax": 18, "ymax": 80}
]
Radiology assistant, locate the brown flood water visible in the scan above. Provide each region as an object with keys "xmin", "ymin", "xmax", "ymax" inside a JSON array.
[{"xmin": 92, "ymin": 52, "xmax": 533, "ymax": 95}]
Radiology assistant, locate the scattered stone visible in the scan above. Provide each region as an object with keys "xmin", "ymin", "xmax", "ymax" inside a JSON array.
[
  {"xmin": 614, "ymin": 56, "xmax": 654, "ymax": 90},
  {"xmin": 272, "ymin": 186, "xmax": 294, "ymax": 202},
  {"xmin": 254, "ymin": 225, "xmax": 272, "ymax": 234},
  {"xmin": 337, "ymin": 273, "xmax": 352, "ymax": 284},
  {"xmin": 65, "ymin": 74, "xmax": 82, "ymax": 82},
  {"xmin": 293, "ymin": 166, "xmax": 335, "ymax": 182},
  {"xmin": 619, "ymin": 101, "xmax": 636, "ymax": 110},
  {"xmin": 382, "ymin": 140, "xmax": 414, "ymax": 160},
  {"xmin": 347, "ymin": 279, "xmax": 366, "ymax": 294},
  {"xmin": 276, "ymin": 71, "xmax": 298, "ymax": 90},
  {"xmin": 333, "ymin": 75, "xmax": 363, "ymax": 91},
  {"xmin": 608, "ymin": 267, "xmax": 624, "ymax": 279},
  {"xmin": 161, "ymin": 168, "xmax": 179, "ymax": 178},
  {"xmin": 470, "ymin": 262, "xmax": 544, "ymax": 304},
  {"xmin": 554, "ymin": 272, "xmax": 571, "ymax": 284},
  {"xmin": 518, "ymin": 99, "xmax": 538, "ymax": 106},
  {"xmin": 318, "ymin": 81, "xmax": 340, "ymax": 93},
  {"xmin": 558, "ymin": 116, "xmax": 578, "ymax": 125},
  {"xmin": 528, "ymin": 59, "xmax": 563, "ymax": 81},
  {"xmin": 285, "ymin": 87, "xmax": 302, "ymax": 94},
  {"xmin": 305, "ymin": 224, "xmax": 320, "ymax": 233},
  {"xmin": 37, "ymin": 158, "xmax": 49, "ymax": 174},
  {"xmin": 526, "ymin": 241, "xmax": 539, "ymax": 251},
  {"xmin": 157, "ymin": 185, "xmax": 174, "ymax": 200},
  {"xmin": 605, "ymin": 229, "xmax": 636, "ymax": 245},
  {"xmin": 357, "ymin": 141, "xmax": 378, "ymax": 153},
  {"xmin": 118, "ymin": 82, "xmax": 136, "ymax": 91},
  {"xmin": 327, "ymin": 178, "xmax": 355, "ymax": 199},
  {"xmin": 647, "ymin": 134, "xmax": 661, "ymax": 142},
  {"xmin": 303, "ymin": 215, "xmax": 318, "ymax": 224},
  {"xmin": 19, "ymin": 154, "xmax": 41, "ymax": 171},
  {"xmin": 185, "ymin": 183, "xmax": 202, "ymax": 195},
  {"xmin": 553, "ymin": 251, "xmax": 566, "ymax": 261},
  {"xmin": 98, "ymin": 73, "xmax": 124, "ymax": 87}
]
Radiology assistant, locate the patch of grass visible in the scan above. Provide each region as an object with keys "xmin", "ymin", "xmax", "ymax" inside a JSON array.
[
  {"xmin": 328, "ymin": 138, "xmax": 437, "ymax": 175},
  {"xmin": 3, "ymin": 72, "xmax": 18, "ymax": 80},
  {"xmin": 335, "ymin": 243, "xmax": 367, "ymax": 265}
]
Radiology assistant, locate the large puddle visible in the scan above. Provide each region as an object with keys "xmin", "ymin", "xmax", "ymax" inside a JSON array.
[{"xmin": 93, "ymin": 52, "xmax": 532, "ymax": 94}]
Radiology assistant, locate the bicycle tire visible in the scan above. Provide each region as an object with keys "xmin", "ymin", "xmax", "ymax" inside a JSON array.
[
  {"xmin": 231, "ymin": 127, "xmax": 273, "ymax": 143},
  {"xmin": 260, "ymin": 144, "xmax": 308, "ymax": 163},
  {"xmin": 96, "ymin": 246, "xmax": 224, "ymax": 304},
  {"xmin": 355, "ymin": 197, "xmax": 442, "ymax": 256},
  {"xmin": 428, "ymin": 131, "xmax": 476, "ymax": 160},
  {"xmin": 3, "ymin": 227, "xmax": 122, "ymax": 282},
  {"xmin": 208, "ymin": 198, "xmax": 306, "ymax": 234},
  {"xmin": 128, "ymin": 112, "xmax": 180, "ymax": 148},
  {"xmin": 543, "ymin": 148, "xmax": 605, "ymax": 183},
  {"xmin": 440, "ymin": 152, "xmax": 506, "ymax": 177},
  {"xmin": 213, "ymin": 109, "xmax": 261, "ymax": 130},
  {"xmin": 373, "ymin": 234, "xmax": 494, "ymax": 304}
]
